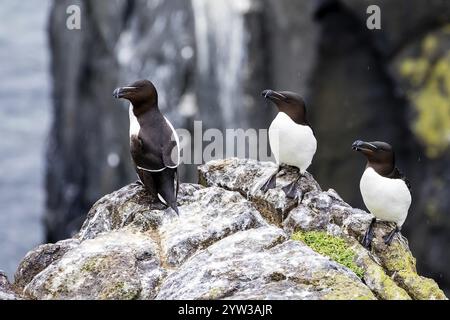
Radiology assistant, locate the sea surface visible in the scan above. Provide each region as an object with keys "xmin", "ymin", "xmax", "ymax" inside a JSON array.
[{"xmin": 0, "ymin": 0, "xmax": 51, "ymax": 279}]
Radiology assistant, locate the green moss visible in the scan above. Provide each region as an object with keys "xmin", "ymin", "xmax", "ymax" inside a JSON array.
[{"xmin": 292, "ymin": 231, "xmax": 364, "ymax": 279}]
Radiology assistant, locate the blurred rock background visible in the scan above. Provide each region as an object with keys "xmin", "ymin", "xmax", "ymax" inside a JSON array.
[
  {"xmin": 1, "ymin": 0, "xmax": 449, "ymax": 294},
  {"xmin": 0, "ymin": 0, "xmax": 50, "ymax": 281}
]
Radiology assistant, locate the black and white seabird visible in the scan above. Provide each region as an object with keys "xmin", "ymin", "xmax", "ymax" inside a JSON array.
[
  {"xmin": 352, "ymin": 140, "xmax": 412, "ymax": 247},
  {"xmin": 113, "ymin": 80, "xmax": 180, "ymax": 214},
  {"xmin": 260, "ymin": 90, "xmax": 317, "ymax": 199}
]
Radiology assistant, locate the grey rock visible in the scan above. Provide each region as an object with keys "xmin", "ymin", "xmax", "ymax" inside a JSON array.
[
  {"xmin": 156, "ymin": 186, "xmax": 266, "ymax": 267},
  {"xmin": 15, "ymin": 159, "xmax": 446, "ymax": 300},
  {"xmin": 14, "ymin": 239, "xmax": 80, "ymax": 291},
  {"xmin": 24, "ymin": 230, "xmax": 159, "ymax": 300},
  {"xmin": 200, "ymin": 158, "xmax": 446, "ymax": 300},
  {"xmin": 77, "ymin": 183, "xmax": 166, "ymax": 241},
  {"xmin": 156, "ymin": 227, "xmax": 374, "ymax": 300},
  {"xmin": 0, "ymin": 271, "xmax": 18, "ymax": 300},
  {"xmin": 199, "ymin": 158, "xmax": 321, "ymax": 225}
]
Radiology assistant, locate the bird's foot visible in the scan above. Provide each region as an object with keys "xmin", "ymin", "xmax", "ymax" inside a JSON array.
[
  {"xmin": 282, "ymin": 173, "xmax": 303, "ymax": 199},
  {"xmin": 282, "ymin": 182, "xmax": 299, "ymax": 199},
  {"xmin": 362, "ymin": 218, "xmax": 376, "ymax": 249},
  {"xmin": 383, "ymin": 226, "xmax": 399, "ymax": 246},
  {"xmin": 260, "ymin": 173, "xmax": 277, "ymax": 193},
  {"xmin": 168, "ymin": 203, "xmax": 179, "ymax": 216}
]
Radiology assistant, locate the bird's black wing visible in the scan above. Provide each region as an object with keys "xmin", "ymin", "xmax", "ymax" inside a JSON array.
[
  {"xmin": 388, "ymin": 167, "xmax": 412, "ymax": 194},
  {"xmin": 162, "ymin": 137, "xmax": 179, "ymax": 168},
  {"xmin": 132, "ymin": 132, "xmax": 166, "ymax": 171},
  {"xmin": 132, "ymin": 120, "xmax": 179, "ymax": 171}
]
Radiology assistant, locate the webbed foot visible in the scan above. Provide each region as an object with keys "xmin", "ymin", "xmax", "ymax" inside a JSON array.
[
  {"xmin": 260, "ymin": 168, "xmax": 280, "ymax": 193},
  {"xmin": 282, "ymin": 182, "xmax": 298, "ymax": 199},
  {"xmin": 362, "ymin": 218, "xmax": 376, "ymax": 249},
  {"xmin": 282, "ymin": 172, "xmax": 302, "ymax": 199},
  {"xmin": 383, "ymin": 226, "xmax": 400, "ymax": 246}
]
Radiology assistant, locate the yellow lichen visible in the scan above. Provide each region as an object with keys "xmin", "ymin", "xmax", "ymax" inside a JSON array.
[
  {"xmin": 361, "ymin": 255, "xmax": 411, "ymax": 300},
  {"xmin": 376, "ymin": 242, "xmax": 447, "ymax": 300},
  {"xmin": 208, "ymin": 287, "xmax": 223, "ymax": 299},
  {"xmin": 423, "ymin": 35, "xmax": 438, "ymax": 56},
  {"xmin": 400, "ymin": 57, "xmax": 429, "ymax": 86},
  {"xmin": 319, "ymin": 273, "xmax": 376, "ymax": 300},
  {"xmin": 398, "ymin": 26, "xmax": 450, "ymax": 158}
]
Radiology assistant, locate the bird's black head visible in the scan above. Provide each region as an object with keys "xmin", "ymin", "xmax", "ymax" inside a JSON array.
[
  {"xmin": 262, "ymin": 89, "xmax": 308, "ymax": 125},
  {"xmin": 352, "ymin": 140, "xmax": 395, "ymax": 175},
  {"xmin": 113, "ymin": 79, "xmax": 158, "ymax": 110}
]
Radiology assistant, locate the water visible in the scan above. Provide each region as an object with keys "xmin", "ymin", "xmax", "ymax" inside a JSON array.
[{"xmin": 0, "ymin": 0, "xmax": 50, "ymax": 280}]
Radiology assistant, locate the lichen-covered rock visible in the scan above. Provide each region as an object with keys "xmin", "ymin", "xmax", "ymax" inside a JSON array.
[
  {"xmin": 14, "ymin": 239, "xmax": 80, "ymax": 291},
  {"xmin": 199, "ymin": 158, "xmax": 321, "ymax": 225},
  {"xmin": 156, "ymin": 227, "xmax": 375, "ymax": 300},
  {"xmin": 24, "ymin": 230, "xmax": 159, "ymax": 300},
  {"xmin": 13, "ymin": 159, "xmax": 447, "ymax": 300},
  {"xmin": 199, "ymin": 158, "xmax": 447, "ymax": 300},
  {"xmin": 0, "ymin": 271, "xmax": 18, "ymax": 300}
]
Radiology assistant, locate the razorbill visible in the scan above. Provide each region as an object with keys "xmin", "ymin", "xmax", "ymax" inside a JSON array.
[
  {"xmin": 113, "ymin": 80, "xmax": 180, "ymax": 214},
  {"xmin": 352, "ymin": 140, "xmax": 411, "ymax": 247},
  {"xmin": 261, "ymin": 90, "xmax": 317, "ymax": 199}
]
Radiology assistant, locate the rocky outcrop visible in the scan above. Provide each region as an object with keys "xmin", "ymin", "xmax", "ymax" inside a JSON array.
[{"xmin": 12, "ymin": 159, "xmax": 446, "ymax": 300}]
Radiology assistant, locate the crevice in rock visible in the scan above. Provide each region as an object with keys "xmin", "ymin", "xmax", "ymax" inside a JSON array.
[{"xmin": 146, "ymin": 228, "xmax": 170, "ymax": 271}]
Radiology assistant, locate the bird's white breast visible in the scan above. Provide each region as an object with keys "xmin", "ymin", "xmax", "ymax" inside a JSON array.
[
  {"xmin": 360, "ymin": 167, "xmax": 411, "ymax": 226},
  {"xmin": 268, "ymin": 112, "xmax": 317, "ymax": 173},
  {"xmin": 129, "ymin": 103, "xmax": 140, "ymax": 137}
]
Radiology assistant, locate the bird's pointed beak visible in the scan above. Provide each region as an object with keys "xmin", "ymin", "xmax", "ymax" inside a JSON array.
[
  {"xmin": 113, "ymin": 86, "xmax": 137, "ymax": 99},
  {"xmin": 262, "ymin": 89, "xmax": 286, "ymax": 103},
  {"xmin": 352, "ymin": 140, "xmax": 378, "ymax": 152}
]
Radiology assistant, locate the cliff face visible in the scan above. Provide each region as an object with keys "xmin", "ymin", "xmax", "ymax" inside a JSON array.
[{"xmin": 9, "ymin": 159, "xmax": 446, "ymax": 300}]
